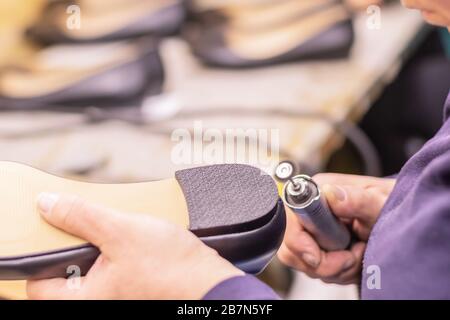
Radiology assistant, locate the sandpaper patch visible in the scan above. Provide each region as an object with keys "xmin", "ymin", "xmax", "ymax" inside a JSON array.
[{"xmin": 175, "ymin": 164, "xmax": 279, "ymax": 235}]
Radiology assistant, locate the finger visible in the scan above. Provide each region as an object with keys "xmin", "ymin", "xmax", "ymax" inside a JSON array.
[
  {"xmin": 314, "ymin": 173, "xmax": 395, "ymax": 196},
  {"xmin": 283, "ymin": 210, "xmax": 322, "ymax": 268},
  {"xmin": 27, "ymin": 278, "xmax": 84, "ymax": 300},
  {"xmin": 277, "ymin": 243, "xmax": 312, "ymax": 272},
  {"xmin": 326, "ymin": 242, "xmax": 366, "ymax": 284},
  {"xmin": 345, "ymin": 241, "xmax": 366, "ymax": 275},
  {"xmin": 313, "ymin": 173, "xmax": 391, "ymax": 188},
  {"xmin": 37, "ymin": 193, "xmax": 122, "ymax": 249},
  {"xmin": 321, "ymin": 184, "xmax": 385, "ymax": 221},
  {"xmin": 281, "ymin": 210, "xmax": 356, "ymax": 277},
  {"xmin": 311, "ymin": 249, "xmax": 357, "ymax": 279},
  {"xmin": 278, "ymin": 243, "xmax": 356, "ymax": 280}
]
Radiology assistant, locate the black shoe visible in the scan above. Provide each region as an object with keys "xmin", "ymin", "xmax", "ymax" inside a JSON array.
[
  {"xmin": 0, "ymin": 162, "xmax": 286, "ymax": 279},
  {"xmin": 184, "ymin": 0, "xmax": 354, "ymax": 68},
  {"xmin": 186, "ymin": 0, "xmax": 281, "ymax": 13},
  {"xmin": 0, "ymin": 38, "xmax": 164, "ymax": 110},
  {"xmin": 28, "ymin": 0, "xmax": 186, "ymax": 44}
]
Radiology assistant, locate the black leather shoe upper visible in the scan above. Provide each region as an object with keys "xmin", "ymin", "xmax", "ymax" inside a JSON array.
[
  {"xmin": 183, "ymin": 0, "xmax": 354, "ymax": 68},
  {"xmin": 28, "ymin": 0, "xmax": 186, "ymax": 44},
  {"xmin": 0, "ymin": 39, "xmax": 164, "ymax": 110}
]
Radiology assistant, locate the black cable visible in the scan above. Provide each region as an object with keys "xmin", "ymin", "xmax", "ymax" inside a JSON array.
[
  {"xmin": 0, "ymin": 106, "xmax": 382, "ymax": 176},
  {"xmin": 152, "ymin": 108, "xmax": 382, "ymax": 176}
]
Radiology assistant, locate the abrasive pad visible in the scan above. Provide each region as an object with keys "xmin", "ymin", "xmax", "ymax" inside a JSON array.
[{"xmin": 176, "ymin": 164, "xmax": 279, "ymax": 235}]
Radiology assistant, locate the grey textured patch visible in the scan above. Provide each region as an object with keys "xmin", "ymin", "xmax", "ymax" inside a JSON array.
[{"xmin": 175, "ymin": 164, "xmax": 279, "ymax": 231}]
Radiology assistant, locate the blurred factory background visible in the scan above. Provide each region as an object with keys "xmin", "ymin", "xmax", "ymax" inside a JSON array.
[{"xmin": 0, "ymin": 0, "xmax": 449, "ymax": 300}]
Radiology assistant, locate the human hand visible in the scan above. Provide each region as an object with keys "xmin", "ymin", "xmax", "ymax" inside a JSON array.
[
  {"xmin": 27, "ymin": 193, "xmax": 243, "ymax": 299},
  {"xmin": 401, "ymin": 0, "xmax": 450, "ymax": 27},
  {"xmin": 278, "ymin": 173, "xmax": 395, "ymax": 284}
]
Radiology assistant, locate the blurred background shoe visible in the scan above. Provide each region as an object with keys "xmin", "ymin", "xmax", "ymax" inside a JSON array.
[
  {"xmin": 28, "ymin": 0, "xmax": 186, "ymax": 44},
  {"xmin": 186, "ymin": 0, "xmax": 278, "ymax": 13},
  {"xmin": 183, "ymin": 0, "xmax": 354, "ymax": 68},
  {"xmin": 344, "ymin": 0, "xmax": 383, "ymax": 11},
  {"xmin": 0, "ymin": 38, "xmax": 164, "ymax": 110}
]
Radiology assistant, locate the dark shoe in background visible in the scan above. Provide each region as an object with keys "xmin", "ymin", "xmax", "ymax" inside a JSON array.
[
  {"xmin": 0, "ymin": 38, "xmax": 164, "ymax": 110},
  {"xmin": 28, "ymin": 0, "xmax": 186, "ymax": 44},
  {"xmin": 183, "ymin": 0, "xmax": 354, "ymax": 68}
]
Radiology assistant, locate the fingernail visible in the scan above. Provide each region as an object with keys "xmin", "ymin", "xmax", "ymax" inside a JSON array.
[
  {"xmin": 302, "ymin": 253, "xmax": 319, "ymax": 268},
  {"xmin": 327, "ymin": 185, "xmax": 346, "ymax": 202},
  {"xmin": 37, "ymin": 193, "xmax": 59, "ymax": 215},
  {"xmin": 343, "ymin": 258, "xmax": 355, "ymax": 271}
]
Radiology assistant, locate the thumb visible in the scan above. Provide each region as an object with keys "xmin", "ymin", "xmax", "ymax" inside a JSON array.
[
  {"xmin": 37, "ymin": 193, "xmax": 121, "ymax": 249},
  {"xmin": 321, "ymin": 184, "xmax": 383, "ymax": 221}
]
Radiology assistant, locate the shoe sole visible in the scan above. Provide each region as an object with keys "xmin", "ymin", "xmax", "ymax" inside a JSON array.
[{"xmin": 0, "ymin": 162, "xmax": 285, "ymax": 280}]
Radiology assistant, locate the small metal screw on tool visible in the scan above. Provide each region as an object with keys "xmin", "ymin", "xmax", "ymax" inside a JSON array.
[
  {"xmin": 275, "ymin": 161, "xmax": 351, "ymax": 251},
  {"xmin": 275, "ymin": 161, "xmax": 297, "ymax": 184}
]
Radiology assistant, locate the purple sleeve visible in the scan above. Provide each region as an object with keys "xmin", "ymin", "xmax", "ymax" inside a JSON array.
[
  {"xmin": 362, "ymin": 96, "xmax": 450, "ymax": 299},
  {"xmin": 203, "ymin": 275, "xmax": 280, "ymax": 300}
]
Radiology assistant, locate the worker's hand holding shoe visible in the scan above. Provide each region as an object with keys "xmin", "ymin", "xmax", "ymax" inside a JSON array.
[
  {"xmin": 278, "ymin": 173, "xmax": 395, "ymax": 284},
  {"xmin": 27, "ymin": 194, "xmax": 243, "ymax": 300}
]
